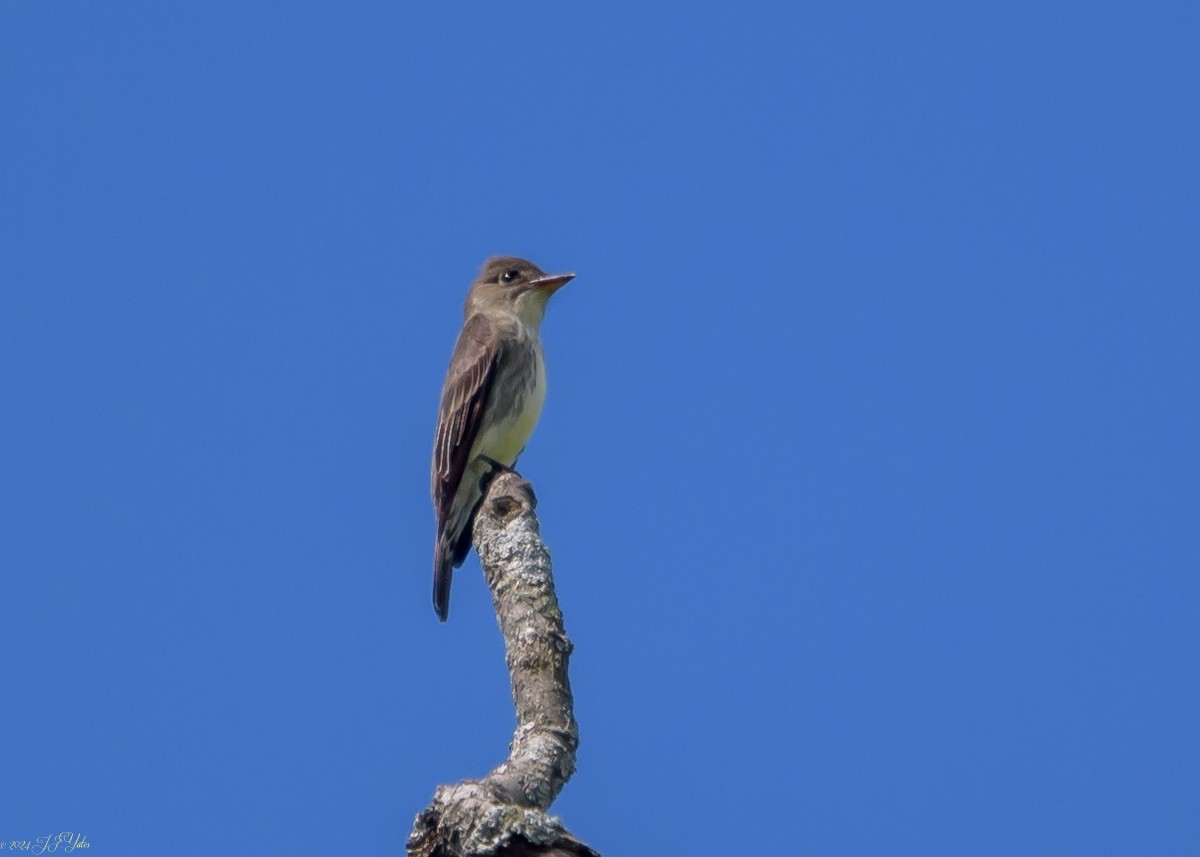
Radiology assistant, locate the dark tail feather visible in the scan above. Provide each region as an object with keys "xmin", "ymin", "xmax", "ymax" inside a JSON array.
[{"xmin": 433, "ymin": 541, "xmax": 452, "ymax": 622}]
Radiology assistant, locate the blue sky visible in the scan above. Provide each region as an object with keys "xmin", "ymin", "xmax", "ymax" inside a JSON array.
[{"xmin": 2, "ymin": 2, "xmax": 1197, "ymax": 854}]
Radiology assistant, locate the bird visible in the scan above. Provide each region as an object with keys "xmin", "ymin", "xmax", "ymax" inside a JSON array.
[{"xmin": 430, "ymin": 256, "xmax": 574, "ymax": 621}]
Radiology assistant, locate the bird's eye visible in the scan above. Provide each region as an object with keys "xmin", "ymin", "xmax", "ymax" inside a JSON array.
[{"xmin": 500, "ymin": 269, "xmax": 521, "ymax": 284}]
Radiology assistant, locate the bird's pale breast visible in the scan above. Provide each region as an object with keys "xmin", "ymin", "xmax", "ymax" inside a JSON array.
[{"xmin": 471, "ymin": 343, "xmax": 546, "ymax": 467}]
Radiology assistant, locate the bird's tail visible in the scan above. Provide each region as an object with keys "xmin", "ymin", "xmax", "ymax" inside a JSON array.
[{"xmin": 433, "ymin": 540, "xmax": 453, "ymax": 622}]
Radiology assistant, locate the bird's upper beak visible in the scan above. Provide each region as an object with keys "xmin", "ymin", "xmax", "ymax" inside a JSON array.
[{"xmin": 529, "ymin": 272, "xmax": 575, "ymax": 293}]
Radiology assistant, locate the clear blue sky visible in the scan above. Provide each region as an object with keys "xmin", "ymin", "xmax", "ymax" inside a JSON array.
[{"xmin": 2, "ymin": 3, "xmax": 1197, "ymax": 854}]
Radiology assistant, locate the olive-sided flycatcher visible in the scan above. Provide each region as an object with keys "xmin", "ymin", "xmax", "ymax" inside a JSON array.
[{"xmin": 430, "ymin": 256, "xmax": 574, "ymax": 621}]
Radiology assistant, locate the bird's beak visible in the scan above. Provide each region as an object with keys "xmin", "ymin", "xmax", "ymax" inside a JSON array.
[{"xmin": 529, "ymin": 272, "xmax": 575, "ymax": 293}]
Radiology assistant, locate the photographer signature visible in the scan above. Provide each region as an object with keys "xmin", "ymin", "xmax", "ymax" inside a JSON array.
[{"xmin": 1, "ymin": 833, "xmax": 90, "ymax": 853}]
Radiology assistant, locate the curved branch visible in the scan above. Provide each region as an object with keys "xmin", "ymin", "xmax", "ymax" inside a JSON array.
[{"xmin": 407, "ymin": 472, "xmax": 598, "ymax": 857}]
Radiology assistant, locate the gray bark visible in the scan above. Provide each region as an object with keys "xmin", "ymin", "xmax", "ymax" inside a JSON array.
[{"xmin": 407, "ymin": 472, "xmax": 599, "ymax": 857}]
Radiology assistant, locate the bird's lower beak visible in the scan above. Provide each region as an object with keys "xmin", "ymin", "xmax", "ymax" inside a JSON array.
[{"xmin": 529, "ymin": 272, "xmax": 575, "ymax": 293}]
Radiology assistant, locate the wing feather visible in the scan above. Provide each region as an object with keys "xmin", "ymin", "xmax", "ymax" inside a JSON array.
[
  {"xmin": 431, "ymin": 314, "xmax": 502, "ymax": 521},
  {"xmin": 430, "ymin": 314, "xmax": 503, "ymax": 620}
]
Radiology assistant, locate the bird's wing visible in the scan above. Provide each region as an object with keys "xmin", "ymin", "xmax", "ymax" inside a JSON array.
[{"xmin": 431, "ymin": 313, "xmax": 503, "ymax": 527}]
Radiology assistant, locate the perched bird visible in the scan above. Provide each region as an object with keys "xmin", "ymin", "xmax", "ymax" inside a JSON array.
[{"xmin": 430, "ymin": 256, "xmax": 575, "ymax": 621}]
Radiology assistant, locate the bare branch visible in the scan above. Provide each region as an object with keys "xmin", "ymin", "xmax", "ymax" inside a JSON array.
[{"xmin": 407, "ymin": 472, "xmax": 598, "ymax": 857}]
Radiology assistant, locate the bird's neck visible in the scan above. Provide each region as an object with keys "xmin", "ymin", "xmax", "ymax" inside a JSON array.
[
  {"xmin": 515, "ymin": 300, "xmax": 547, "ymax": 330},
  {"xmin": 481, "ymin": 307, "xmax": 543, "ymax": 341},
  {"xmin": 504, "ymin": 294, "xmax": 549, "ymax": 331}
]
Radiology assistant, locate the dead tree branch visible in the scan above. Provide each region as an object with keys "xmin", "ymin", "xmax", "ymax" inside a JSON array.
[{"xmin": 407, "ymin": 472, "xmax": 598, "ymax": 857}]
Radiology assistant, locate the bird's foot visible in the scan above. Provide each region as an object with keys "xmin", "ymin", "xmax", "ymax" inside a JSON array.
[{"xmin": 479, "ymin": 455, "xmax": 514, "ymax": 476}]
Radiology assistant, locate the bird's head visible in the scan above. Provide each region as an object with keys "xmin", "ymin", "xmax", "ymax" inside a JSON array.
[{"xmin": 465, "ymin": 256, "xmax": 575, "ymax": 327}]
